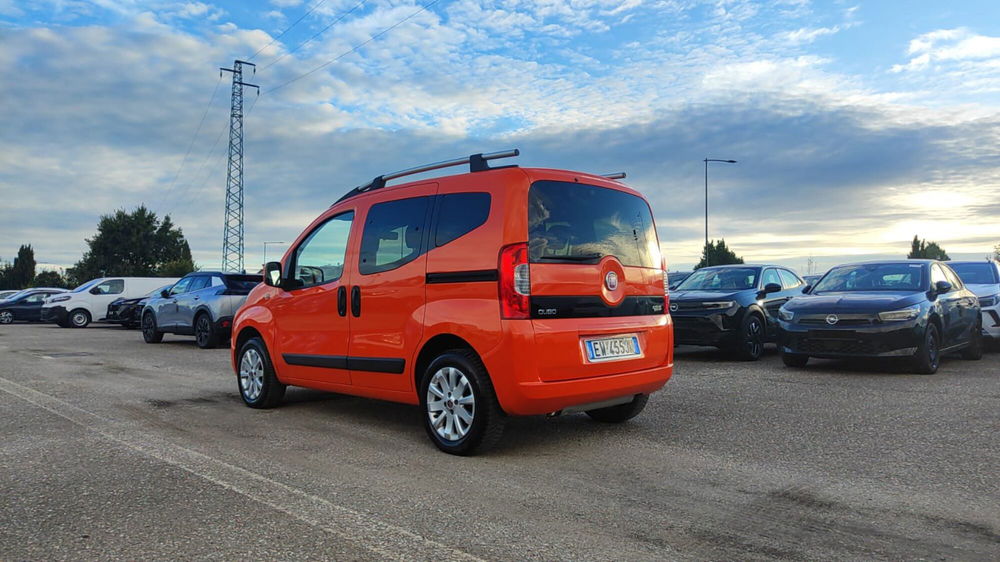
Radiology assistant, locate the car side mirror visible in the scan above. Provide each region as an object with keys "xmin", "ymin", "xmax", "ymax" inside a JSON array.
[
  {"xmin": 160, "ymin": 289, "xmax": 171, "ymax": 298},
  {"xmin": 934, "ymin": 280, "xmax": 952, "ymax": 294},
  {"xmin": 764, "ymin": 283, "xmax": 782, "ymax": 294},
  {"xmin": 263, "ymin": 261, "xmax": 283, "ymax": 288},
  {"xmin": 802, "ymin": 284, "xmax": 812, "ymax": 294},
  {"xmin": 89, "ymin": 287, "xmax": 102, "ymax": 295}
]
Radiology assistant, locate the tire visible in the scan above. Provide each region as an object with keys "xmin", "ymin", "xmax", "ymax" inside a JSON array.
[
  {"xmin": 194, "ymin": 313, "xmax": 219, "ymax": 349},
  {"xmin": 961, "ymin": 318, "xmax": 984, "ymax": 360},
  {"xmin": 586, "ymin": 394, "xmax": 649, "ymax": 423},
  {"xmin": 141, "ymin": 312, "xmax": 163, "ymax": 343},
  {"xmin": 781, "ymin": 352, "xmax": 809, "ymax": 368},
  {"xmin": 735, "ymin": 312, "xmax": 765, "ymax": 361},
  {"xmin": 0, "ymin": 310, "xmax": 12, "ymax": 324},
  {"xmin": 69, "ymin": 309, "xmax": 90, "ymax": 328},
  {"xmin": 913, "ymin": 323, "xmax": 941, "ymax": 375},
  {"xmin": 420, "ymin": 349, "xmax": 505, "ymax": 455},
  {"xmin": 236, "ymin": 337, "xmax": 285, "ymax": 408}
]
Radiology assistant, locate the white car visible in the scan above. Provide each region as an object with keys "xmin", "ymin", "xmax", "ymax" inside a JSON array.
[
  {"xmin": 950, "ymin": 260, "xmax": 1000, "ymax": 343},
  {"xmin": 41, "ymin": 277, "xmax": 180, "ymax": 328}
]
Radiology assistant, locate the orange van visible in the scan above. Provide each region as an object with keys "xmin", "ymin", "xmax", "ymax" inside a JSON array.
[{"xmin": 232, "ymin": 149, "xmax": 674, "ymax": 454}]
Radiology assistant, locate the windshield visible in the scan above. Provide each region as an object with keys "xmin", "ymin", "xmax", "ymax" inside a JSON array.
[
  {"xmin": 146, "ymin": 284, "xmax": 172, "ymax": 297},
  {"xmin": 677, "ymin": 267, "xmax": 759, "ymax": 291},
  {"xmin": 950, "ymin": 262, "xmax": 998, "ymax": 285},
  {"xmin": 528, "ymin": 181, "xmax": 659, "ymax": 268},
  {"xmin": 813, "ymin": 263, "xmax": 925, "ymax": 292},
  {"xmin": 71, "ymin": 279, "xmax": 101, "ymax": 293},
  {"xmin": 1, "ymin": 290, "xmax": 29, "ymax": 301}
]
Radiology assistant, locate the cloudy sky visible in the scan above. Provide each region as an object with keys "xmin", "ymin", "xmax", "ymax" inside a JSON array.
[{"xmin": 2, "ymin": 0, "xmax": 999, "ymax": 274}]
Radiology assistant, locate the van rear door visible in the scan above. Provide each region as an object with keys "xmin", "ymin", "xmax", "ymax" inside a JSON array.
[{"xmin": 527, "ymin": 180, "xmax": 669, "ymax": 382}]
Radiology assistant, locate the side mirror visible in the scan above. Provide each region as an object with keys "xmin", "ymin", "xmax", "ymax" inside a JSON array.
[
  {"xmin": 764, "ymin": 283, "xmax": 783, "ymax": 294},
  {"xmin": 89, "ymin": 286, "xmax": 102, "ymax": 295},
  {"xmin": 934, "ymin": 280, "xmax": 952, "ymax": 294},
  {"xmin": 802, "ymin": 284, "xmax": 812, "ymax": 294},
  {"xmin": 263, "ymin": 261, "xmax": 283, "ymax": 288},
  {"xmin": 160, "ymin": 289, "xmax": 171, "ymax": 298}
]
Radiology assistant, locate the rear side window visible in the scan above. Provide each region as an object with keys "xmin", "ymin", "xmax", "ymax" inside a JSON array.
[
  {"xmin": 360, "ymin": 196, "xmax": 431, "ymax": 275},
  {"xmin": 223, "ymin": 275, "xmax": 261, "ymax": 292},
  {"xmin": 435, "ymin": 193, "xmax": 490, "ymax": 247},
  {"xmin": 528, "ymin": 181, "xmax": 659, "ymax": 268},
  {"xmin": 778, "ymin": 269, "xmax": 802, "ymax": 289}
]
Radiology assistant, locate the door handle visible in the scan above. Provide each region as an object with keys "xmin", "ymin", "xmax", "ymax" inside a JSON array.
[
  {"xmin": 337, "ymin": 286, "xmax": 347, "ymax": 317},
  {"xmin": 351, "ymin": 286, "xmax": 361, "ymax": 317}
]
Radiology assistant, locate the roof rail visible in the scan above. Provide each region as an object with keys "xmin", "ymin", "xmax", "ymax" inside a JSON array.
[
  {"xmin": 602, "ymin": 172, "xmax": 627, "ymax": 180},
  {"xmin": 335, "ymin": 149, "xmax": 520, "ymax": 204}
]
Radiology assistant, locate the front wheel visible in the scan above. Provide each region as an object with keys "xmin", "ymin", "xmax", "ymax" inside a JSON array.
[
  {"xmin": 736, "ymin": 313, "xmax": 765, "ymax": 361},
  {"xmin": 141, "ymin": 312, "xmax": 163, "ymax": 343},
  {"xmin": 420, "ymin": 349, "xmax": 505, "ymax": 455},
  {"xmin": 69, "ymin": 309, "xmax": 90, "ymax": 328},
  {"xmin": 586, "ymin": 394, "xmax": 649, "ymax": 423},
  {"xmin": 913, "ymin": 323, "xmax": 940, "ymax": 375},
  {"xmin": 237, "ymin": 337, "xmax": 285, "ymax": 408},
  {"xmin": 194, "ymin": 313, "xmax": 219, "ymax": 349},
  {"xmin": 0, "ymin": 310, "xmax": 12, "ymax": 324}
]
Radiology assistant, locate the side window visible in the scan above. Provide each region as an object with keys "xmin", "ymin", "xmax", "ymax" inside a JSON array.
[
  {"xmin": 26, "ymin": 293, "xmax": 46, "ymax": 303},
  {"xmin": 762, "ymin": 268, "xmax": 782, "ymax": 288},
  {"xmin": 435, "ymin": 193, "xmax": 490, "ymax": 247},
  {"xmin": 930, "ymin": 265, "xmax": 948, "ymax": 286},
  {"xmin": 778, "ymin": 269, "xmax": 802, "ymax": 290},
  {"xmin": 359, "ymin": 197, "xmax": 431, "ymax": 275},
  {"xmin": 188, "ymin": 276, "xmax": 211, "ymax": 291},
  {"xmin": 169, "ymin": 278, "xmax": 193, "ymax": 296},
  {"xmin": 96, "ymin": 279, "xmax": 125, "ymax": 295},
  {"xmin": 294, "ymin": 211, "xmax": 355, "ymax": 288},
  {"xmin": 942, "ymin": 266, "xmax": 963, "ymax": 289}
]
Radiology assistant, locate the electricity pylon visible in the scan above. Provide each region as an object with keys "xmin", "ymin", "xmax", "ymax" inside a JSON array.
[{"xmin": 219, "ymin": 60, "xmax": 259, "ymax": 273}]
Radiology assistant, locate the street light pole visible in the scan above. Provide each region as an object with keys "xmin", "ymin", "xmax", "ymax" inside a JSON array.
[{"xmin": 703, "ymin": 158, "xmax": 738, "ymax": 247}]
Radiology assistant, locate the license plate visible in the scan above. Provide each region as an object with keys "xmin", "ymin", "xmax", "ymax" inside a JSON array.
[{"xmin": 584, "ymin": 335, "xmax": 641, "ymax": 362}]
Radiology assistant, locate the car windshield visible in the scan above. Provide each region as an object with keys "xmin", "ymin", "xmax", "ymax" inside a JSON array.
[
  {"xmin": 1, "ymin": 290, "xmax": 29, "ymax": 301},
  {"xmin": 950, "ymin": 262, "xmax": 998, "ymax": 285},
  {"xmin": 813, "ymin": 263, "xmax": 925, "ymax": 292},
  {"xmin": 146, "ymin": 284, "xmax": 172, "ymax": 297},
  {"xmin": 676, "ymin": 267, "xmax": 759, "ymax": 291},
  {"xmin": 70, "ymin": 279, "xmax": 101, "ymax": 293}
]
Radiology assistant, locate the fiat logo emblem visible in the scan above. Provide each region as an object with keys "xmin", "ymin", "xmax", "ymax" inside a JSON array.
[
  {"xmin": 826, "ymin": 314, "xmax": 839, "ymax": 325},
  {"xmin": 605, "ymin": 271, "xmax": 619, "ymax": 291}
]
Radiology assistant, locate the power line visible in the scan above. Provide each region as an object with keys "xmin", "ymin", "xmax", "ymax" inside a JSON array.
[
  {"xmin": 267, "ymin": 0, "xmax": 441, "ymax": 94},
  {"xmin": 260, "ymin": 0, "xmax": 367, "ymax": 71},
  {"xmin": 248, "ymin": 0, "xmax": 330, "ymax": 61}
]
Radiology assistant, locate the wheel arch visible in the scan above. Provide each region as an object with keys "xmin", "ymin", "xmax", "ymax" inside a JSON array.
[{"xmin": 413, "ymin": 333, "xmax": 483, "ymax": 392}]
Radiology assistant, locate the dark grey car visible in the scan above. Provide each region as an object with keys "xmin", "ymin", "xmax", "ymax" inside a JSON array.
[{"xmin": 141, "ymin": 272, "xmax": 260, "ymax": 348}]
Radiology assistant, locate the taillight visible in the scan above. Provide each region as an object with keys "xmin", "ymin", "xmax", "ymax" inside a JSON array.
[
  {"xmin": 661, "ymin": 257, "xmax": 671, "ymax": 313},
  {"xmin": 499, "ymin": 242, "xmax": 530, "ymax": 319}
]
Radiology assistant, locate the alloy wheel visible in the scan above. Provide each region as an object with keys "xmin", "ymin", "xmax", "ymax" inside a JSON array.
[
  {"xmin": 746, "ymin": 317, "xmax": 763, "ymax": 358},
  {"xmin": 240, "ymin": 348, "xmax": 265, "ymax": 402},
  {"xmin": 426, "ymin": 366, "xmax": 476, "ymax": 442},
  {"xmin": 196, "ymin": 316, "xmax": 210, "ymax": 347},
  {"xmin": 928, "ymin": 330, "xmax": 939, "ymax": 370},
  {"xmin": 0, "ymin": 311, "xmax": 12, "ymax": 324}
]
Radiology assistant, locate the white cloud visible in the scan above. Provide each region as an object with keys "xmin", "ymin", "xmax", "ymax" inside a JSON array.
[{"xmin": 893, "ymin": 28, "xmax": 1000, "ymax": 72}]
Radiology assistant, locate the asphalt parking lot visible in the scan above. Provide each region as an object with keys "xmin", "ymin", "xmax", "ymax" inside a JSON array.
[{"xmin": 1, "ymin": 323, "xmax": 998, "ymax": 561}]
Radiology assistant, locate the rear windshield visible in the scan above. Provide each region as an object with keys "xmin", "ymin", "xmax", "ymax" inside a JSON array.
[
  {"xmin": 528, "ymin": 181, "xmax": 659, "ymax": 268},
  {"xmin": 677, "ymin": 267, "xmax": 759, "ymax": 291},
  {"xmin": 813, "ymin": 263, "xmax": 925, "ymax": 293},
  {"xmin": 950, "ymin": 262, "xmax": 998, "ymax": 285},
  {"xmin": 224, "ymin": 274, "xmax": 261, "ymax": 292}
]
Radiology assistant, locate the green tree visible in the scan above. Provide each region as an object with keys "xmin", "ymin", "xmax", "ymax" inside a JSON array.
[
  {"xmin": 907, "ymin": 235, "xmax": 950, "ymax": 261},
  {"xmin": 7, "ymin": 244, "xmax": 36, "ymax": 289},
  {"xmin": 67, "ymin": 206, "xmax": 195, "ymax": 285},
  {"xmin": 33, "ymin": 270, "xmax": 69, "ymax": 288},
  {"xmin": 0, "ymin": 260, "xmax": 11, "ymax": 290},
  {"xmin": 695, "ymin": 239, "xmax": 745, "ymax": 269}
]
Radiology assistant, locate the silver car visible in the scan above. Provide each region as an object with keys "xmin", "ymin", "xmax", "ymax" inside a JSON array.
[{"xmin": 141, "ymin": 272, "xmax": 260, "ymax": 348}]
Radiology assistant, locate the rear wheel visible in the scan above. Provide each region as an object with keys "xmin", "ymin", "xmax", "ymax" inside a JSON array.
[
  {"xmin": 237, "ymin": 337, "xmax": 286, "ymax": 408},
  {"xmin": 194, "ymin": 313, "xmax": 219, "ymax": 349},
  {"xmin": 586, "ymin": 394, "xmax": 649, "ymax": 423},
  {"xmin": 736, "ymin": 313, "xmax": 765, "ymax": 361},
  {"xmin": 69, "ymin": 309, "xmax": 90, "ymax": 328},
  {"xmin": 913, "ymin": 323, "xmax": 940, "ymax": 375},
  {"xmin": 962, "ymin": 318, "xmax": 984, "ymax": 360},
  {"xmin": 420, "ymin": 349, "xmax": 504, "ymax": 455},
  {"xmin": 141, "ymin": 312, "xmax": 163, "ymax": 343},
  {"xmin": 781, "ymin": 351, "xmax": 809, "ymax": 368}
]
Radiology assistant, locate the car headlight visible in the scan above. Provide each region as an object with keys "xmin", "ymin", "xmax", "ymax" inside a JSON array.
[
  {"xmin": 877, "ymin": 306, "xmax": 920, "ymax": 322},
  {"xmin": 702, "ymin": 301, "xmax": 736, "ymax": 310},
  {"xmin": 48, "ymin": 295, "xmax": 71, "ymax": 303},
  {"xmin": 778, "ymin": 308, "xmax": 794, "ymax": 322},
  {"xmin": 979, "ymin": 295, "xmax": 999, "ymax": 308}
]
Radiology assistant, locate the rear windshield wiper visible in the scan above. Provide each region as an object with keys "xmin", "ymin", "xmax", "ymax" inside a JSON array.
[{"xmin": 537, "ymin": 253, "xmax": 603, "ymax": 262}]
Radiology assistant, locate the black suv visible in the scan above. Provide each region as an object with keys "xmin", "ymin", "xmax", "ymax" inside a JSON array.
[{"xmin": 670, "ymin": 264, "xmax": 806, "ymax": 360}]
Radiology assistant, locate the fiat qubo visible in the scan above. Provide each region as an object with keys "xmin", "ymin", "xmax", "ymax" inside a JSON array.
[{"xmin": 231, "ymin": 150, "xmax": 674, "ymax": 454}]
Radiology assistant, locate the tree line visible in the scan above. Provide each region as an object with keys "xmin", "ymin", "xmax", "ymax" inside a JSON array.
[{"xmin": 0, "ymin": 206, "xmax": 195, "ymax": 290}]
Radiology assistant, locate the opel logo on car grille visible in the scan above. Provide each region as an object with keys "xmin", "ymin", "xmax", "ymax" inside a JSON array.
[
  {"xmin": 669, "ymin": 302, "xmax": 678, "ymax": 312},
  {"xmin": 826, "ymin": 314, "xmax": 839, "ymax": 325},
  {"xmin": 605, "ymin": 271, "xmax": 619, "ymax": 291}
]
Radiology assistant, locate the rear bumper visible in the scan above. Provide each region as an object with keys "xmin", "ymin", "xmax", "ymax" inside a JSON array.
[
  {"xmin": 483, "ymin": 318, "xmax": 674, "ymax": 416},
  {"xmin": 40, "ymin": 306, "xmax": 67, "ymax": 324},
  {"xmin": 215, "ymin": 315, "xmax": 234, "ymax": 337},
  {"xmin": 779, "ymin": 318, "xmax": 922, "ymax": 358}
]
